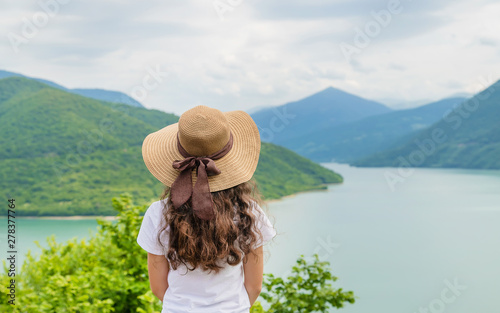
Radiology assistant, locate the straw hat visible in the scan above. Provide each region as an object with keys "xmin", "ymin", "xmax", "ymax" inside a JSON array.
[{"xmin": 141, "ymin": 105, "xmax": 261, "ymax": 193}]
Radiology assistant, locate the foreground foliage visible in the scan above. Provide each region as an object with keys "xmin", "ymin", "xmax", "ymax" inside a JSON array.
[
  {"xmin": 0, "ymin": 195, "xmax": 354, "ymax": 312},
  {"xmin": 259, "ymin": 255, "xmax": 355, "ymax": 312},
  {"xmin": 0, "ymin": 195, "xmax": 160, "ymax": 312}
]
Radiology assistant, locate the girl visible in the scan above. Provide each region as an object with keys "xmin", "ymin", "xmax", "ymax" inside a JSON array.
[{"xmin": 137, "ymin": 105, "xmax": 276, "ymax": 313}]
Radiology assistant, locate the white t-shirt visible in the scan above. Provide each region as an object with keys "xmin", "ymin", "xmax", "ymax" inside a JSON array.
[{"xmin": 136, "ymin": 198, "xmax": 276, "ymax": 313}]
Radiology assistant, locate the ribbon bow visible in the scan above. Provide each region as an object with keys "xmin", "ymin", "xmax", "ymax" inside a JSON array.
[{"xmin": 170, "ymin": 133, "xmax": 233, "ymax": 220}]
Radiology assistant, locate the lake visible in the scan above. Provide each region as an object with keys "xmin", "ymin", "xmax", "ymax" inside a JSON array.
[{"xmin": 1, "ymin": 163, "xmax": 499, "ymax": 313}]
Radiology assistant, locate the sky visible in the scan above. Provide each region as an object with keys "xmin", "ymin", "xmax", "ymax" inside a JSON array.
[{"xmin": 1, "ymin": 0, "xmax": 499, "ymax": 115}]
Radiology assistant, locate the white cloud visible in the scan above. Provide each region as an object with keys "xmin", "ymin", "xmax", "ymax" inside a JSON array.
[{"xmin": 0, "ymin": 0, "xmax": 499, "ymax": 115}]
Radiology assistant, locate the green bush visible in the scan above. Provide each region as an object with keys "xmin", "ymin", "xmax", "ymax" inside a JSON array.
[
  {"xmin": 260, "ymin": 254, "xmax": 355, "ymax": 312},
  {"xmin": 0, "ymin": 195, "xmax": 354, "ymax": 312},
  {"xmin": 0, "ymin": 194, "xmax": 161, "ymax": 313}
]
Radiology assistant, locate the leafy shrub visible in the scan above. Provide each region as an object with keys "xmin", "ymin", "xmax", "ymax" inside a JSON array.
[
  {"xmin": 260, "ymin": 254, "xmax": 355, "ymax": 312},
  {"xmin": 0, "ymin": 194, "xmax": 161, "ymax": 313},
  {"xmin": 0, "ymin": 195, "xmax": 354, "ymax": 312}
]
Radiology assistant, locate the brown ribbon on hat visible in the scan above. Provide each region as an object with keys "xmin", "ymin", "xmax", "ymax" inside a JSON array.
[{"xmin": 170, "ymin": 133, "xmax": 233, "ymax": 220}]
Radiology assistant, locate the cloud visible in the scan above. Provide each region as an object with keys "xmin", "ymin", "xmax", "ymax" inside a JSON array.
[
  {"xmin": 387, "ymin": 63, "xmax": 405, "ymax": 71},
  {"xmin": 479, "ymin": 37, "xmax": 498, "ymax": 47},
  {"xmin": 1, "ymin": 0, "xmax": 499, "ymax": 115},
  {"xmin": 252, "ymin": 0, "xmax": 456, "ymax": 20}
]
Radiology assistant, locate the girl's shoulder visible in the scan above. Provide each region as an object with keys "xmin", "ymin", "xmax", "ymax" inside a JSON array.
[{"xmin": 143, "ymin": 199, "xmax": 169, "ymax": 229}]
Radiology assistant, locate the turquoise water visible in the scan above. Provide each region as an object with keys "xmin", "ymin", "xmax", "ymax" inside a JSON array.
[
  {"xmin": 0, "ymin": 218, "xmax": 101, "ymax": 267},
  {"xmin": 264, "ymin": 163, "xmax": 500, "ymax": 313},
  {"xmin": 1, "ymin": 163, "xmax": 499, "ymax": 312}
]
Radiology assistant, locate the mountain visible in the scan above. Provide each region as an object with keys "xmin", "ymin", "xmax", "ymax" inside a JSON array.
[
  {"xmin": 0, "ymin": 78, "xmax": 176, "ymax": 160},
  {"xmin": 0, "ymin": 77, "xmax": 342, "ymax": 216},
  {"xmin": 71, "ymin": 88, "xmax": 143, "ymax": 107},
  {"xmin": 353, "ymin": 80, "xmax": 500, "ymax": 169},
  {"xmin": 284, "ymin": 97, "xmax": 467, "ymax": 162},
  {"xmin": 0, "ymin": 70, "xmax": 143, "ymax": 108},
  {"xmin": 251, "ymin": 86, "xmax": 392, "ymax": 144},
  {"xmin": 375, "ymin": 98, "xmax": 433, "ymax": 110},
  {"xmin": 255, "ymin": 143, "xmax": 342, "ymax": 199},
  {"xmin": 246, "ymin": 105, "xmax": 272, "ymax": 114}
]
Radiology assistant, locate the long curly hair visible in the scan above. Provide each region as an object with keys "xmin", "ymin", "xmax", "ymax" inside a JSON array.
[{"xmin": 156, "ymin": 180, "xmax": 263, "ymax": 273}]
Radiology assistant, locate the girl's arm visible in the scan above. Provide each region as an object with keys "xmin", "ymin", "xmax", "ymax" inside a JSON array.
[
  {"xmin": 243, "ymin": 246, "xmax": 264, "ymax": 306},
  {"xmin": 147, "ymin": 252, "xmax": 170, "ymax": 302}
]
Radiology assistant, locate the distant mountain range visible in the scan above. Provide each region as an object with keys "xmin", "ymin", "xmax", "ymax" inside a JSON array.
[
  {"xmin": 250, "ymin": 86, "xmax": 472, "ymax": 164},
  {"xmin": 0, "ymin": 76, "xmax": 341, "ymax": 216},
  {"xmin": 0, "ymin": 70, "xmax": 144, "ymax": 108},
  {"xmin": 251, "ymin": 86, "xmax": 392, "ymax": 144},
  {"xmin": 353, "ymin": 80, "xmax": 500, "ymax": 169},
  {"xmin": 283, "ymin": 97, "xmax": 467, "ymax": 162},
  {"xmin": 3, "ymin": 68, "xmax": 496, "ymax": 217}
]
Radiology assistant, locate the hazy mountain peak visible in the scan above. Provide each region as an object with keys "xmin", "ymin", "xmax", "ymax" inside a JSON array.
[{"xmin": 251, "ymin": 86, "xmax": 391, "ymax": 144}]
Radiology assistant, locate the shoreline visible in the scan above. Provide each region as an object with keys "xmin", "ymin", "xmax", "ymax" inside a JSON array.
[
  {"xmin": 264, "ymin": 181, "xmax": 341, "ymax": 205},
  {"xmin": 14, "ymin": 215, "xmax": 118, "ymax": 221},
  {"xmin": 7, "ymin": 183, "xmax": 342, "ymax": 220}
]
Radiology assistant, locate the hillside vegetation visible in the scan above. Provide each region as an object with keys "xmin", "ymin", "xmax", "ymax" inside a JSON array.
[
  {"xmin": 353, "ymin": 80, "xmax": 500, "ymax": 169},
  {"xmin": 0, "ymin": 77, "xmax": 342, "ymax": 216},
  {"xmin": 284, "ymin": 97, "xmax": 466, "ymax": 162}
]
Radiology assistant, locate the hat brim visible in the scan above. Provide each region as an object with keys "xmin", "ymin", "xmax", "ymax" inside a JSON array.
[{"xmin": 142, "ymin": 110, "xmax": 261, "ymax": 192}]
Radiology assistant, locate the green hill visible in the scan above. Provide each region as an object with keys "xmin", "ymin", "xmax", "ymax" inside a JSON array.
[
  {"xmin": 255, "ymin": 143, "xmax": 343, "ymax": 199},
  {"xmin": 284, "ymin": 97, "xmax": 466, "ymax": 162},
  {"xmin": 0, "ymin": 77, "xmax": 341, "ymax": 216},
  {"xmin": 0, "ymin": 69, "xmax": 144, "ymax": 107},
  {"xmin": 0, "ymin": 80, "xmax": 167, "ymax": 160},
  {"xmin": 353, "ymin": 80, "xmax": 500, "ymax": 169}
]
